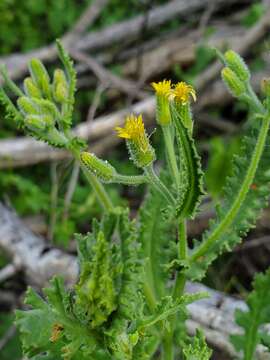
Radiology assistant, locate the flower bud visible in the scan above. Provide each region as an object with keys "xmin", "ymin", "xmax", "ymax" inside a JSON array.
[
  {"xmin": 115, "ymin": 114, "xmax": 156, "ymax": 168},
  {"xmin": 31, "ymin": 98, "xmax": 59, "ymax": 119},
  {"xmin": 221, "ymin": 67, "xmax": 246, "ymax": 97},
  {"xmin": 17, "ymin": 96, "xmax": 39, "ymax": 115},
  {"xmin": 53, "ymin": 69, "xmax": 68, "ymax": 103},
  {"xmin": 23, "ymin": 77, "xmax": 42, "ymax": 99},
  {"xmin": 151, "ymin": 80, "xmax": 172, "ymax": 125},
  {"xmin": 80, "ymin": 152, "xmax": 116, "ymax": 183},
  {"xmin": 25, "ymin": 114, "xmax": 55, "ymax": 134},
  {"xmin": 224, "ymin": 50, "xmax": 250, "ymax": 82},
  {"xmin": 28, "ymin": 58, "xmax": 51, "ymax": 99}
]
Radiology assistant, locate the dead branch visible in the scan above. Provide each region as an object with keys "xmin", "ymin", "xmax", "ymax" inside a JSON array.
[
  {"xmin": 0, "ymin": 0, "xmax": 246, "ymax": 83},
  {"xmin": 1, "ymin": 7, "xmax": 269, "ymax": 168},
  {"xmin": 70, "ymin": 50, "xmax": 148, "ymax": 100}
]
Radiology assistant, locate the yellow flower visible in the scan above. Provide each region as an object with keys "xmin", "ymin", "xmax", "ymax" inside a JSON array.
[
  {"xmin": 115, "ymin": 114, "xmax": 145, "ymax": 141},
  {"xmin": 151, "ymin": 79, "xmax": 172, "ymax": 96},
  {"xmin": 173, "ymin": 82, "xmax": 196, "ymax": 104},
  {"xmin": 115, "ymin": 114, "xmax": 155, "ymax": 168}
]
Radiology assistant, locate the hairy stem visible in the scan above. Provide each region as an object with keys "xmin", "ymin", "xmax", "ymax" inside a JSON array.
[
  {"xmin": 162, "ymin": 125, "xmax": 180, "ymax": 189},
  {"xmin": 71, "ymin": 149, "xmax": 113, "ymax": 212},
  {"xmin": 162, "ymin": 221, "xmax": 188, "ymax": 359},
  {"xmin": 114, "ymin": 174, "xmax": 147, "ymax": 185},
  {"xmin": 144, "ymin": 164, "xmax": 175, "ymax": 206},
  {"xmin": 191, "ymin": 113, "xmax": 270, "ymax": 262}
]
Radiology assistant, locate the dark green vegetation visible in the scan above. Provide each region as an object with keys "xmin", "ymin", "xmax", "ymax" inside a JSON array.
[{"xmin": 1, "ymin": 1, "xmax": 270, "ymax": 359}]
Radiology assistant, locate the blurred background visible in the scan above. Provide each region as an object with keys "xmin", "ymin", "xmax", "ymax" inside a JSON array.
[{"xmin": 1, "ymin": 0, "xmax": 270, "ymax": 358}]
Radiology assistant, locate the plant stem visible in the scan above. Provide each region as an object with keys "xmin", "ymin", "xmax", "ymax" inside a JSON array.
[
  {"xmin": 162, "ymin": 333, "xmax": 174, "ymax": 360},
  {"xmin": 162, "ymin": 125, "xmax": 180, "ymax": 188},
  {"xmin": 246, "ymin": 82, "xmax": 265, "ymax": 113},
  {"xmin": 191, "ymin": 113, "xmax": 270, "ymax": 262},
  {"xmin": 162, "ymin": 220, "xmax": 188, "ymax": 359},
  {"xmin": 114, "ymin": 174, "xmax": 147, "ymax": 185},
  {"xmin": 178, "ymin": 220, "xmax": 187, "ymax": 260},
  {"xmin": 71, "ymin": 149, "xmax": 113, "ymax": 212},
  {"xmin": 144, "ymin": 164, "xmax": 175, "ymax": 206}
]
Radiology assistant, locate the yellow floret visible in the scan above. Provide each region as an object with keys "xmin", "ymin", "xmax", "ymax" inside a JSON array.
[
  {"xmin": 151, "ymin": 80, "xmax": 172, "ymax": 96},
  {"xmin": 173, "ymin": 82, "xmax": 196, "ymax": 104},
  {"xmin": 115, "ymin": 114, "xmax": 145, "ymax": 142}
]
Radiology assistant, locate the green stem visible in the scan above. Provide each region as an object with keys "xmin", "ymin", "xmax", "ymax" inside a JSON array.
[
  {"xmin": 143, "ymin": 282, "xmax": 156, "ymax": 313},
  {"xmin": 81, "ymin": 164, "xmax": 114, "ymax": 212},
  {"xmin": 162, "ymin": 221, "xmax": 188, "ymax": 359},
  {"xmin": 178, "ymin": 220, "xmax": 187, "ymax": 261},
  {"xmin": 246, "ymin": 82, "xmax": 264, "ymax": 113},
  {"xmin": 191, "ymin": 113, "xmax": 270, "ymax": 262},
  {"xmin": 162, "ymin": 125, "xmax": 180, "ymax": 189},
  {"xmin": 144, "ymin": 164, "xmax": 175, "ymax": 206},
  {"xmin": 162, "ymin": 333, "xmax": 174, "ymax": 360},
  {"xmin": 114, "ymin": 174, "xmax": 147, "ymax": 186},
  {"xmin": 72, "ymin": 149, "xmax": 113, "ymax": 212}
]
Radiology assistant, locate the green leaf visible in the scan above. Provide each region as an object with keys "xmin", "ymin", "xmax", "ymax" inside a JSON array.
[
  {"xmin": 187, "ymin": 116, "xmax": 270, "ymax": 280},
  {"xmin": 231, "ymin": 268, "xmax": 270, "ymax": 360},
  {"xmin": 170, "ymin": 103, "xmax": 204, "ymax": 219},
  {"xmin": 15, "ymin": 287, "xmax": 62, "ymax": 359},
  {"xmin": 183, "ymin": 329, "xmax": 212, "ymax": 360},
  {"xmin": 56, "ymin": 40, "xmax": 76, "ymax": 129},
  {"xmin": 75, "ymin": 229, "xmax": 119, "ymax": 328},
  {"xmin": 139, "ymin": 185, "xmax": 176, "ymax": 299},
  {"xmin": 136, "ymin": 293, "xmax": 208, "ymax": 331}
]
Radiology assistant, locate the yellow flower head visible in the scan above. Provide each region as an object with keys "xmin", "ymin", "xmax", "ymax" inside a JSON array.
[
  {"xmin": 151, "ymin": 80, "xmax": 172, "ymax": 97},
  {"xmin": 115, "ymin": 114, "xmax": 145, "ymax": 141},
  {"xmin": 173, "ymin": 82, "xmax": 196, "ymax": 104},
  {"xmin": 115, "ymin": 114, "xmax": 155, "ymax": 168}
]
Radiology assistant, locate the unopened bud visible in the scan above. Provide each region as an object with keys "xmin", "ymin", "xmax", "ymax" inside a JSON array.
[
  {"xmin": 25, "ymin": 115, "xmax": 47, "ymax": 132},
  {"xmin": 53, "ymin": 69, "xmax": 68, "ymax": 103},
  {"xmin": 17, "ymin": 96, "xmax": 39, "ymax": 115},
  {"xmin": 24, "ymin": 77, "xmax": 42, "ymax": 99},
  {"xmin": 221, "ymin": 67, "xmax": 246, "ymax": 97},
  {"xmin": 80, "ymin": 152, "xmax": 116, "ymax": 183},
  {"xmin": 152, "ymin": 80, "xmax": 172, "ymax": 125},
  {"xmin": 224, "ymin": 50, "xmax": 250, "ymax": 82},
  {"xmin": 31, "ymin": 98, "xmax": 59, "ymax": 119},
  {"xmin": 28, "ymin": 58, "xmax": 51, "ymax": 98}
]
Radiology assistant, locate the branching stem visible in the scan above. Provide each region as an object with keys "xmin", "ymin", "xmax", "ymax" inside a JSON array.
[{"xmin": 144, "ymin": 164, "xmax": 175, "ymax": 206}]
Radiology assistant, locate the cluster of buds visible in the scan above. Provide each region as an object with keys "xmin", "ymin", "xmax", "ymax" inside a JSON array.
[
  {"xmin": 221, "ymin": 50, "xmax": 250, "ymax": 98},
  {"xmin": 17, "ymin": 58, "xmax": 70, "ymax": 146},
  {"xmin": 152, "ymin": 80, "xmax": 196, "ymax": 132},
  {"xmin": 0, "ymin": 42, "xmax": 77, "ymax": 149}
]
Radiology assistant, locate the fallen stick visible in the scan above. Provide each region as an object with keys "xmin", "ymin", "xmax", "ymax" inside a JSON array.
[
  {"xmin": 0, "ymin": 0, "xmax": 246, "ymax": 83},
  {"xmin": 0, "ymin": 201, "xmax": 269, "ymax": 358},
  {"xmin": 1, "ymin": 9, "xmax": 270, "ymax": 169}
]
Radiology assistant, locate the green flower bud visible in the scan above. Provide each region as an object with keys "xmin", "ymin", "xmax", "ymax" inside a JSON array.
[
  {"xmin": 80, "ymin": 152, "xmax": 116, "ymax": 183},
  {"xmin": 224, "ymin": 50, "xmax": 250, "ymax": 82},
  {"xmin": 31, "ymin": 98, "xmax": 59, "ymax": 119},
  {"xmin": 221, "ymin": 67, "xmax": 246, "ymax": 97},
  {"xmin": 23, "ymin": 77, "xmax": 42, "ymax": 99},
  {"xmin": 28, "ymin": 58, "xmax": 51, "ymax": 99},
  {"xmin": 53, "ymin": 69, "xmax": 68, "ymax": 103},
  {"xmin": 17, "ymin": 96, "xmax": 39, "ymax": 115},
  {"xmin": 25, "ymin": 115, "xmax": 47, "ymax": 132},
  {"xmin": 151, "ymin": 80, "xmax": 172, "ymax": 125}
]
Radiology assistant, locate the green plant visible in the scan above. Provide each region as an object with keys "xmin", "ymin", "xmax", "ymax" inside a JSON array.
[
  {"xmin": 231, "ymin": 268, "xmax": 270, "ymax": 360},
  {"xmin": 1, "ymin": 44, "xmax": 270, "ymax": 359}
]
